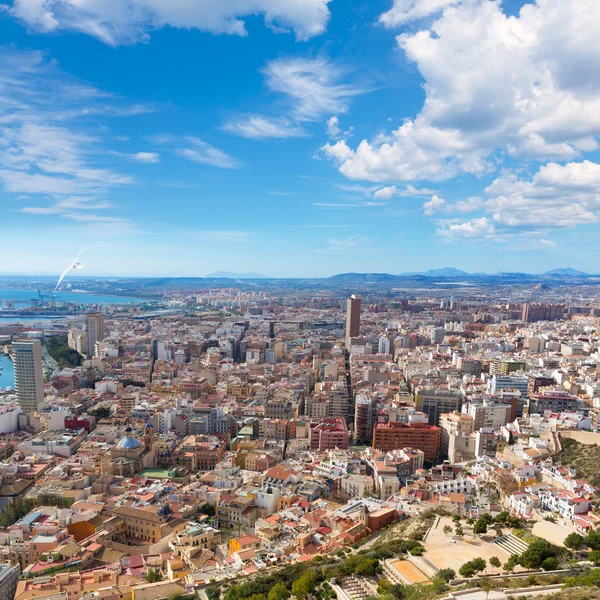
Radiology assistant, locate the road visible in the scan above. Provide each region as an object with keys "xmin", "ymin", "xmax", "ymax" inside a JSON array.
[{"xmin": 450, "ymin": 585, "xmax": 563, "ymax": 600}]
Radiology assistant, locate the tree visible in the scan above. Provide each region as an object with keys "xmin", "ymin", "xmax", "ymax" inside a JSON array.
[
  {"xmin": 587, "ymin": 529, "xmax": 600, "ymax": 550},
  {"xmin": 503, "ymin": 555, "xmax": 519, "ymax": 572},
  {"xmin": 588, "ymin": 550, "xmax": 600, "ymax": 566},
  {"xmin": 541, "ymin": 557, "xmax": 558, "ymax": 571},
  {"xmin": 489, "ymin": 557, "xmax": 501, "ymax": 568},
  {"xmin": 473, "ymin": 519, "xmax": 488, "ymax": 535},
  {"xmin": 268, "ymin": 583, "xmax": 290, "ymax": 600},
  {"xmin": 145, "ymin": 568, "xmax": 162, "ymax": 583},
  {"xmin": 199, "ymin": 503, "xmax": 216, "ymax": 517},
  {"xmin": 443, "ymin": 525, "xmax": 452, "ymax": 535},
  {"xmin": 520, "ymin": 539, "xmax": 555, "ymax": 569},
  {"xmin": 479, "ymin": 577, "xmax": 493, "ymax": 600},
  {"xmin": 355, "ymin": 557, "xmax": 379, "ymax": 576},
  {"xmin": 459, "ymin": 558, "xmax": 486, "ymax": 578},
  {"xmin": 471, "ymin": 558, "xmax": 487, "ymax": 573},
  {"xmin": 455, "ymin": 526, "xmax": 464, "ymax": 537},
  {"xmin": 564, "ymin": 533, "xmax": 584, "ymax": 555},
  {"xmin": 459, "ymin": 563, "xmax": 475, "ymax": 578},
  {"xmin": 437, "ymin": 568, "xmax": 456, "ymax": 582},
  {"xmin": 291, "ymin": 571, "xmax": 318, "ymax": 600}
]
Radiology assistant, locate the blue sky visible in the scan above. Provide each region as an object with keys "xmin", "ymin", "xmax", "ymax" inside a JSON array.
[{"xmin": 2, "ymin": 0, "xmax": 600, "ymax": 277}]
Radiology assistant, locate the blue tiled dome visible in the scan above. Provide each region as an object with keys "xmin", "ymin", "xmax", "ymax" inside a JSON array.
[{"xmin": 117, "ymin": 435, "xmax": 141, "ymax": 450}]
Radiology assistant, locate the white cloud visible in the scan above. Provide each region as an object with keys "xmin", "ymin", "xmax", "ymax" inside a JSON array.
[
  {"xmin": 177, "ymin": 137, "xmax": 241, "ymax": 169},
  {"xmin": 9, "ymin": 0, "xmax": 332, "ymax": 45},
  {"xmin": 324, "ymin": 0, "xmax": 600, "ymax": 183},
  {"xmin": 20, "ymin": 196, "xmax": 126, "ymax": 224},
  {"xmin": 373, "ymin": 184, "xmax": 436, "ymax": 199},
  {"xmin": 225, "ymin": 57, "xmax": 364, "ymax": 140},
  {"xmin": 0, "ymin": 48, "xmax": 140, "ymax": 223},
  {"xmin": 422, "ymin": 193, "xmax": 484, "ymax": 215},
  {"xmin": 423, "ymin": 194, "xmax": 445, "ymax": 216},
  {"xmin": 132, "ymin": 152, "xmax": 160, "ymax": 163},
  {"xmin": 326, "ymin": 116, "xmax": 342, "ymax": 139},
  {"xmin": 263, "ymin": 57, "xmax": 363, "ymax": 122},
  {"xmin": 222, "ymin": 115, "xmax": 306, "ymax": 140},
  {"xmin": 326, "ymin": 115, "xmax": 353, "ymax": 140},
  {"xmin": 379, "ymin": 0, "xmax": 459, "ymax": 27},
  {"xmin": 437, "ymin": 216, "xmax": 495, "ymax": 239},
  {"xmin": 484, "ymin": 161, "xmax": 600, "ymax": 228},
  {"xmin": 435, "ymin": 160, "xmax": 600, "ymax": 241}
]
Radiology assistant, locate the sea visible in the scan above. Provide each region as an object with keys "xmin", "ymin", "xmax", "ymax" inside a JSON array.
[
  {"xmin": 0, "ymin": 288, "xmax": 145, "ymax": 307},
  {"xmin": 0, "ymin": 354, "xmax": 14, "ymax": 390}
]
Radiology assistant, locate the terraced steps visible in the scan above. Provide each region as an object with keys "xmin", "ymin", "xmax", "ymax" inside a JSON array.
[{"xmin": 493, "ymin": 534, "xmax": 529, "ymax": 556}]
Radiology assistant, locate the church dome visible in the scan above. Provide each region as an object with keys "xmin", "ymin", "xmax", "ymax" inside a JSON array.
[
  {"xmin": 118, "ymin": 427, "xmax": 141, "ymax": 450},
  {"xmin": 117, "ymin": 437, "xmax": 141, "ymax": 450}
]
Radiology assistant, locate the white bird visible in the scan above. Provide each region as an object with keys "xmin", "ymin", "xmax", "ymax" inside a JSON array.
[{"xmin": 55, "ymin": 245, "xmax": 94, "ymax": 290}]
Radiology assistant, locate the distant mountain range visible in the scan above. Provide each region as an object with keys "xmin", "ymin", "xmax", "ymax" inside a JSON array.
[
  {"xmin": 205, "ymin": 271, "xmax": 267, "ymax": 279},
  {"xmin": 325, "ymin": 268, "xmax": 598, "ymax": 284},
  {"xmin": 402, "ymin": 267, "xmax": 592, "ymax": 278}
]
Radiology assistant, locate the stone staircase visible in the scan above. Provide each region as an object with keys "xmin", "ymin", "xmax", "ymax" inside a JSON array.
[
  {"xmin": 340, "ymin": 575, "xmax": 378, "ymax": 600},
  {"xmin": 493, "ymin": 534, "xmax": 529, "ymax": 555}
]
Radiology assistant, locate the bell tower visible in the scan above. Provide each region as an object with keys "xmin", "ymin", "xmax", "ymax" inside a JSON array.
[{"xmin": 144, "ymin": 422, "xmax": 155, "ymax": 451}]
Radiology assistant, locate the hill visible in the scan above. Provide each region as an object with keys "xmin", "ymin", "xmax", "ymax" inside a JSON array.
[
  {"xmin": 556, "ymin": 436, "xmax": 600, "ymax": 487},
  {"xmin": 543, "ymin": 268, "xmax": 589, "ymax": 277}
]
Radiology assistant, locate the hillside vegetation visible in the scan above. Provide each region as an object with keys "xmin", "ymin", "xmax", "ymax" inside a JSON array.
[{"xmin": 557, "ymin": 438, "xmax": 600, "ymax": 488}]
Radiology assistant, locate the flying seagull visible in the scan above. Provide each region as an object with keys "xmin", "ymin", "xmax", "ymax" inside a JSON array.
[{"xmin": 55, "ymin": 245, "xmax": 94, "ymax": 290}]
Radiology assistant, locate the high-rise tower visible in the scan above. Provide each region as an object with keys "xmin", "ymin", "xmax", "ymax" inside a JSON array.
[
  {"xmin": 13, "ymin": 339, "xmax": 44, "ymax": 414},
  {"xmin": 345, "ymin": 295, "xmax": 361, "ymax": 347},
  {"xmin": 85, "ymin": 312, "xmax": 105, "ymax": 357}
]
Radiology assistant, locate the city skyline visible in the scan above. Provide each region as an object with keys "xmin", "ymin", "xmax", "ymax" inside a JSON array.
[{"xmin": 3, "ymin": 0, "xmax": 600, "ymax": 277}]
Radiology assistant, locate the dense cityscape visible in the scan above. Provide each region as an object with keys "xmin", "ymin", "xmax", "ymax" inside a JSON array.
[
  {"xmin": 3, "ymin": 0, "xmax": 600, "ymax": 598},
  {"xmin": 0, "ymin": 278, "xmax": 598, "ymax": 600}
]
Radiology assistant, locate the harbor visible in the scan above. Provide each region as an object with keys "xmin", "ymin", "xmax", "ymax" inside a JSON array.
[{"xmin": 0, "ymin": 353, "xmax": 14, "ymax": 391}]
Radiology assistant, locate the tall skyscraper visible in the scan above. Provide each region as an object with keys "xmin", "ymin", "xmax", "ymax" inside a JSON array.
[
  {"xmin": 345, "ymin": 295, "xmax": 361, "ymax": 347},
  {"xmin": 13, "ymin": 339, "xmax": 44, "ymax": 414},
  {"xmin": 85, "ymin": 312, "xmax": 105, "ymax": 357}
]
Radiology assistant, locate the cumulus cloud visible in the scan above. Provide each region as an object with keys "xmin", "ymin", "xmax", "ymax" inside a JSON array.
[
  {"xmin": 132, "ymin": 152, "xmax": 160, "ymax": 163},
  {"xmin": 379, "ymin": 0, "xmax": 460, "ymax": 27},
  {"xmin": 423, "ymin": 194, "xmax": 446, "ymax": 216},
  {"xmin": 326, "ymin": 115, "xmax": 353, "ymax": 140},
  {"xmin": 9, "ymin": 0, "xmax": 332, "ymax": 45},
  {"xmin": 436, "ymin": 160, "xmax": 600, "ymax": 241},
  {"xmin": 436, "ymin": 217, "xmax": 496, "ymax": 240},
  {"xmin": 422, "ymin": 194, "xmax": 484, "ymax": 215},
  {"xmin": 324, "ymin": 0, "xmax": 600, "ymax": 182},
  {"xmin": 326, "ymin": 116, "xmax": 342, "ymax": 139}
]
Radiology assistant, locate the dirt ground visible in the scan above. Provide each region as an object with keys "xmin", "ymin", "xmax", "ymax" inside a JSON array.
[
  {"xmin": 423, "ymin": 516, "xmax": 511, "ymax": 574},
  {"xmin": 532, "ymin": 520, "xmax": 572, "ymax": 547},
  {"xmin": 390, "ymin": 559, "xmax": 430, "ymax": 584}
]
